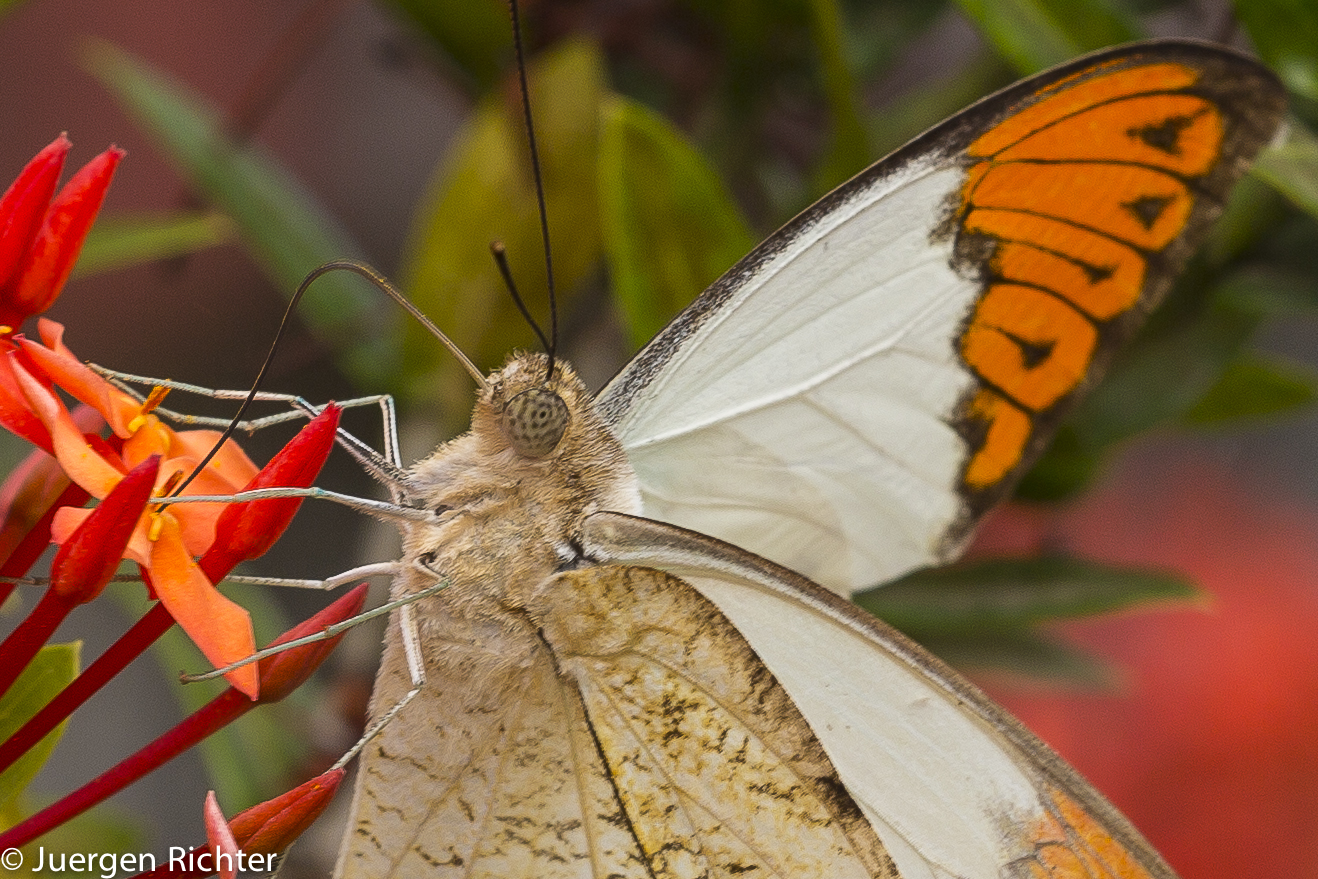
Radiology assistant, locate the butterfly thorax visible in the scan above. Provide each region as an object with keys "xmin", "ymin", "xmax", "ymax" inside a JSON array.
[
  {"xmin": 392, "ymin": 353, "xmax": 641, "ymax": 662},
  {"xmin": 335, "ymin": 354, "xmax": 650, "ymax": 877}
]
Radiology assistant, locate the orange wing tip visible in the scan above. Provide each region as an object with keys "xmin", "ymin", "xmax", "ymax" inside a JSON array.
[
  {"xmin": 1024, "ymin": 786, "xmax": 1159, "ymax": 879},
  {"xmin": 949, "ymin": 52, "xmax": 1250, "ymax": 498},
  {"xmin": 969, "ymin": 62, "xmax": 1200, "ymax": 158},
  {"xmin": 961, "ymin": 284, "xmax": 1097, "ymax": 412},
  {"xmin": 992, "ymin": 94, "xmax": 1223, "ymax": 176},
  {"xmin": 962, "ymin": 388, "xmax": 1031, "ymax": 490},
  {"xmin": 963, "ymin": 210, "xmax": 1145, "ymax": 321},
  {"xmin": 967, "ymin": 162, "xmax": 1194, "ymax": 251}
]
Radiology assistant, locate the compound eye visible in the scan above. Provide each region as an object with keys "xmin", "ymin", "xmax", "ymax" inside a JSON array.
[{"xmin": 502, "ymin": 388, "xmax": 569, "ymax": 457}]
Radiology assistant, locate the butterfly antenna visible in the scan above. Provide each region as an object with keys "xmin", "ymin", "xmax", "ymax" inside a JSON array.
[
  {"xmin": 171, "ymin": 260, "xmax": 486, "ymax": 498},
  {"xmin": 490, "ymin": 241, "xmax": 552, "ymax": 355},
  {"xmin": 508, "ymin": 0, "xmax": 558, "ymax": 380}
]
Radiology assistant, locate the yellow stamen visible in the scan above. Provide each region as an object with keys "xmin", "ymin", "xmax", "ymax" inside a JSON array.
[
  {"xmin": 127, "ymin": 386, "xmax": 171, "ymax": 433},
  {"xmin": 158, "ymin": 469, "xmax": 185, "ymax": 498},
  {"xmin": 142, "ymin": 385, "xmax": 170, "ymax": 414},
  {"xmin": 148, "ymin": 470, "xmax": 187, "ymax": 538}
]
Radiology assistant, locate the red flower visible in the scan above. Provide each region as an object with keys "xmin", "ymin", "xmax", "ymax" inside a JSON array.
[
  {"xmin": 0, "ymin": 136, "xmax": 122, "ymax": 333},
  {"xmin": 972, "ymin": 459, "xmax": 1318, "ymax": 879}
]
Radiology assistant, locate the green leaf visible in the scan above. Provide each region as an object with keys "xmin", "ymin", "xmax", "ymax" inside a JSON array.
[
  {"xmin": 1014, "ymin": 426, "xmax": 1104, "ymax": 502},
  {"xmin": 856, "ymin": 556, "xmax": 1198, "ymax": 637},
  {"xmin": 599, "ymin": 97, "xmax": 756, "ymax": 351},
  {"xmin": 383, "ymin": 0, "xmax": 510, "ymax": 90},
  {"xmin": 82, "ymin": 41, "xmax": 392, "ymax": 386},
  {"xmin": 1232, "ymin": 0, "xmax": 1318, "ymax": 102},
  {"xmin": 400, "ymin": 40, "xmax": 607, "ymax": 424},
  {"xmin": 1182, "ymin": 354, "xmax": 1318, "ymax": 424},
  {"xmin": 918, "ymin": 630, "xmax": 1116, "ymax": 686},
  {"xmin": 1254, "ymin": 126, "xmax": 1318, "ymax": 222},
  {"xmin": 805, "ymin": 0, "xmax": 871, "ymax": 190},
  {"xmin": 868, "ymin": 55, "xmax": 1015, "ymax": 158},
  {"xmin": 73, "ymin": 211, "xmax": 234, "ymax": 278},
  {"xmin": 1213, "ymin": 264, "xmax": 1318, "ymax": 314},
  {"xmin": 0, "ymin": 643, "xmax": 80, "ymax": 814},
  {"xmin": 15, "ymin": 802, "xmax": 145, "ymax": 875},
  {"xmin": 1198, "ymin": 174, "xmax": 1291, "ymax": 266},
  {"xmin": 1021, "ymin": 297, "xmax": 1257, "ymax": 501},
  {"xmin": 1066, "ymin": 303, "xmax": 1258, "ymax": 448},
  {"xmin": 953, "ymin": 0, "xmax": 1138, "ymax": 74}
]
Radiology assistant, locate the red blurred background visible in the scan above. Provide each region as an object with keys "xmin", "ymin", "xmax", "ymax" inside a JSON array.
[{"xmin": 975, "ymin": 452, "xmax": 1318, "ymax": 879}]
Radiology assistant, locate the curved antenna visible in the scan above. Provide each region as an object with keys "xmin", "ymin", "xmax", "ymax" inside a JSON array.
[
  {"xmin": 172, "ymin": 260, "xmax": 486, "ymax": 498},
  {"xmin": 490, "ymin": 241, "xmax": 551, "ymax": 355},
  {"xmin": 507, "ymin": 0, "xmax": 558, "ymax": 380}
]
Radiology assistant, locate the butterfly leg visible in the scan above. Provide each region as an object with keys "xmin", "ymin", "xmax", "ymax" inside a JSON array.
[
  {"xmin": 324, "ymin": 553, "xmax": 449, "ymax": 771},
  {"xmin": 91, "ymin": 364, "xmax": 403, "ymax": 478},
  {"xmin": 178, "ymin": 561, "xmax": 446, "ymax": 685}
]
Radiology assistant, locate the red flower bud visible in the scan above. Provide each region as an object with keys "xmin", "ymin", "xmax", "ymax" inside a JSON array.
[
  {"xmin": 0, "ymin": 139, "xmax": 121, "ymax": 331},
  {"xmin": 256, "ymin": 583, "xmax": 367, "ymax": 703},
  {"xmin": 50, "ymin": 455, "xmax": 158, "ymax": 603},
  {"xmin": 200, "ymin": 404, "xmax": 340, "ymax": 580},
  {"xmin": 4, "ymin": 146, "xmax": 123, "ymax": 328},
  {"xmin": 229, "ymin": 767, "xmax": 346, "ymax": 854},
  {"xmin": 0, "ymin": 136, "xmax": 69, "ymax": 295},
  {"xmin": 204, "ymin": 792, "xmax": 241, "ymax": 879}
]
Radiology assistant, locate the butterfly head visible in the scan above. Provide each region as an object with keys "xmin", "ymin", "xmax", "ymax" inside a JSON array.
[
  {"xmin": 470, "ymin": 352, "xmax": 634, "ymax": 496},
  {"xmin": 396, "ymin": 352, "xmax": 639, "ymax": 594}
]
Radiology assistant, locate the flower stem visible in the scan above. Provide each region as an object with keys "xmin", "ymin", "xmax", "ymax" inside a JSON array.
[{"xmin": 0, "ymin": 601, "xmax": 172, "ymax": 776}]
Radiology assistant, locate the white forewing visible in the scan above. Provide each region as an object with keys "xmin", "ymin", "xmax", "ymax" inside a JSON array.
[{"xmin": 599, "ymin": 161, "xmax": 979, "ymax": 595}]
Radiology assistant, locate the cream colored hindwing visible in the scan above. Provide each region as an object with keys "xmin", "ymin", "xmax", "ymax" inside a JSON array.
[{"xmin": 337, "ymin": 563, "xmax": 898, "ymax": 878}]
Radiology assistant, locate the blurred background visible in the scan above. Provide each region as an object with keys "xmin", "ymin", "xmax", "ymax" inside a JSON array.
[{"xmin": 0, "ymin": 0, "xmax": 1315, "ymax": 876}]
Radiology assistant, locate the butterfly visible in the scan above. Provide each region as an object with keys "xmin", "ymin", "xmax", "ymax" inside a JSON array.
[{"xmin": 331, "ymin": 41, "xmax": 1285, "ymax": 879}]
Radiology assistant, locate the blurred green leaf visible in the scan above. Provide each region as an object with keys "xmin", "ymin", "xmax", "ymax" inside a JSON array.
[
  {"xmin": 953, "ymin": 0, "xmax": 1138, "ymax": 74},
  {"xmin": 1232, "ymin": 0, "xmax": 1318, "ymax": 102},
  {"xmin": 83, "ymin": 41, "xmax": 393, "ymax": 386},
  {"xmin": 384, "ymin": 0, "xmax": 510, "ymax": 90},
  {"xmin": 917, "ymin": 630, "xmax": 1115, "ymax": 686},
  {"xmin": 0, "ymin": 643, "xmax": 79, "ymax": 815},
  {"xmin": 1183, "ymin": 354, "xmax": 1318, "ymax": 424},
  {"xmin": 1254, "ymin": 127, "xmax": 1318, "ymax": 221},
  {"xmin": 599, "ymin": 97, "xmax": 755, "ymax": 350},
  {"xmin": 1021, "ymin": 297, "xmax": 1258, "ymax": 500},
  {"xmin": 1067, "ymin": 303, "xmax": 1258, "ymax": 448},
  {"xmin": 857, "ymin": 556, "xmax": 1197, "ymax": 637},
  {"xmin": 1213, "ymin": 264, "xmax": 1318, "ymax": 314},
  {"xmin": 1200, "ymin": 174, "xmax": 1291, "ymax": 265},
  {"xmin": 400, "ymin": 40, "xmax": 607, "ymax": 424},
  {"xmin": 806, "ymin": 0, "xmax": 870, "ymax": 189},
  {"xmin": 1014, "ymin": 426, "xmax": 1105, "ymax": 502},
  {"xmin": 74, "ymin": 211, "xmax": 234, "ymax": 278},
  {"xmin": 868, "ymin": 54, "xmax": 1015, "ymax": 157}
]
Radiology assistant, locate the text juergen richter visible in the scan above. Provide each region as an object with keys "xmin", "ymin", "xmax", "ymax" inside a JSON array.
[{"xmin": 2, "ymin": 846, "xmax": 276, "ymax": 876}]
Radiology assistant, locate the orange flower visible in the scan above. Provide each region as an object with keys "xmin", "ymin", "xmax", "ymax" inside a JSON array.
[{"xmin": 10, "ymin": 319, "xmax": 261, "ymax": 697}]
